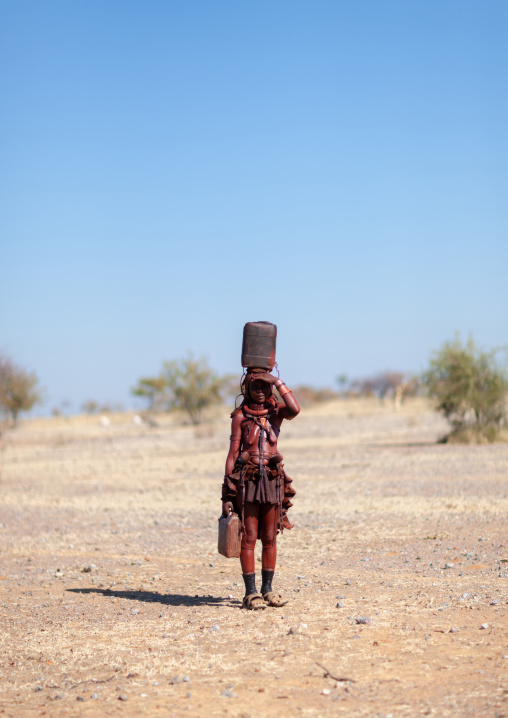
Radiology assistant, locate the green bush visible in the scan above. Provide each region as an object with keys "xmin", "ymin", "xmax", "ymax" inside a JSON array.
[
  {"xmin": 0, "ymin": 355, "xmax": 41, "ymax": 426},
  {"xmin": 132, "ymin": 355, "xmax": 222, "ymax": 425},
  {"xmin": 162, "ymin": 355, "xmax": 222, "ymax": 425},
  {"xmin": 130, "ymin": 376, "xmax": 167, "ymax": 412},
  {"xmin": 422, "ymin": 337, "xmax": 508, "ymax": 443}
]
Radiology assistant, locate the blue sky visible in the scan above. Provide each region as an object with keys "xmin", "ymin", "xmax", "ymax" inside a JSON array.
[{"xmin": 1, "ymin": 0, "xmax": 507, "ymax": 413}]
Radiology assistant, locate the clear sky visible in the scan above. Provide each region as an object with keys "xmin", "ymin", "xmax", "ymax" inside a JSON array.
[{"xmin": 1, "ymin": 0, "xmax": 507, "ymax": 414}]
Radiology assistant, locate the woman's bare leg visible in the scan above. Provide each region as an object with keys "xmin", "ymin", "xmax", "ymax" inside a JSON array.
[
  {"xmin": 259, "ymin": 503, "xmax": 278, "ymax": 570},
  {"xmin": 240, "ymin": 501, "xmax": 259, "ymax": 582}
]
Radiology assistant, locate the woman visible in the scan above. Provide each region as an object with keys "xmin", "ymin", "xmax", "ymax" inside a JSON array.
[{"xmin": 222, "ymin": 369, "xmax": 300, "ymax": 609}]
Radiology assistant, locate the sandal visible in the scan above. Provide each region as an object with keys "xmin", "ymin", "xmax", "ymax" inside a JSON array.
[
  {"xmin": 242, "ymin": 593, "xmax": 267, "ymax": 610},
  {"xmin": 263, "ymin": 591, "xmax": 288, "ymax": 607}
]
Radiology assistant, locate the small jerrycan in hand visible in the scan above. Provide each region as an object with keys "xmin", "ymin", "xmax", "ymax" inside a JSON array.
[{"xmin": 218, "ymin": 510, "xmax": 242, "ymax": 558}]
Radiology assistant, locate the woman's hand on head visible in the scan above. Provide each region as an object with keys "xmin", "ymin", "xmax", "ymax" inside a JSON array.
[{"xmin": 254, "ymin": 372, "xmax": 277, "ymax": 385}]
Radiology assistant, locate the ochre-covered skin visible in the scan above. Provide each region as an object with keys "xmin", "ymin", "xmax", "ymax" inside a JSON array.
[
  {"xmin": 222, "ymin": 371, "xmax": 300, "ymax": 585},
  {"xmin": 224, "ymin": 373, "xmax": 300, "ymax": 475}
]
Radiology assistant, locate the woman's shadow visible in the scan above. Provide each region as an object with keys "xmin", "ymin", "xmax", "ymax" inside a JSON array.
[{"xmin": 66, "ymin": 587, "xmax": 240, "ymax": 607}]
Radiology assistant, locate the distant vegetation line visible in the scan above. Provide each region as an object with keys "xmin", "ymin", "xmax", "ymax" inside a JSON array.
[{"xmin": 2, "ymin": 336, "xmax": 507, "ymax": 444}]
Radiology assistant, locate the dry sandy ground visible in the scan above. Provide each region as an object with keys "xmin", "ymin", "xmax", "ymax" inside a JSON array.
[{"xmin": 0, "ymin": 398, "xmax": 507, "ymax": 718}]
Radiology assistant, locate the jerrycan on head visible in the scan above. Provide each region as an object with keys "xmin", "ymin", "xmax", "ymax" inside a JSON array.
[{"xmin": 241, "ymin": 321, "xmax": 277, "ymax": 370}]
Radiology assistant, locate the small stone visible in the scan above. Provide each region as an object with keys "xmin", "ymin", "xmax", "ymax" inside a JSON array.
[
  {"xmin": 186, "ymin": 691, "xmax": 191, "ymax": 698},
  {"xmin": 321, "ymin": 688, "xmax": 331, "ymax": 695},
  {"xmin": 355, "ymin": 617, "xmax": 371, "ymax": 624},
  {"xmin": 34, "ymin": 686, "xmax": 43, "ymax": 692},
  {"xmin": 449, "ymin": 627, "xmax": 459, "ymax": 633},
  {"xmin": 77, "ymin": 696, "xmax": 86, "ymax": 701},
  {"xmin": 209, "ymin": 563, "xmax": 215, "ymax": 567},
  {"xmin": 140, "ymin": 693, "xmax": 148, "ymax": 697},
  {"xmin": 490, "ymin": 599, "xmax": 500, "ymax": 605},
  {"xmin": 221, "ymin": 689, "xmax": 237, "ymax": 698},
  {"xmin": 345, "ymin": 579, "xmax": 351, "ymax": 585},
  {"xmin": 480, "ymin": 623, "xmax": 489, "ymax": 630},
  {"xmin": 336, "ymin": 595, "xmax": 345, "ymax": 599},
  {"xmin": 336, "ymin": 602, "xmax": 344, "ymax": 608},
  {"xmin": 444, "ymin": 563, "xmax": 454, "ymax": 569},
  {"xmin": 461, "ymin": 592, "xmax": 472, "ymax": 599},
  {"xmin": 182, "ymin": 676, "xmax": 190, "ymax": 683},
  {"xmin": 127, "ymin": 672, "xmax": 137, "ymax": 678},
  {"xmin": 118, "ymin": 694, "xmax": 128, "ymax": 701},
  {"xmin": 227, "ymin": 594, "xmax": 233, "ymax": 599},
  {"xmin": 54, "ymin": 694, "xmax": 65, "ymax": 700},
  {"xmin": 91, "ymin": 693, "xmax": 98, "ymax": 699},
  {"xmin": 131, "ymin": 609, "xmax": 139, "ymax": 615},
  {"xmin": 152, "ymin": 681, "xmax": 159, "ymax": 686},
  {"xmin": 170, "ymin": 677, "xmax": 181, "ymax": 685},
  {"xmin": 210, "ymin": 624, "xmax": 220, "ymax": 632}
]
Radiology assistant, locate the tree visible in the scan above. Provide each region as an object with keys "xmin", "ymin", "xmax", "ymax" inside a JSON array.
[
  {"xmin": 293, "ymin": 385, "xmax": 337, "ymax": 407},
  {"xmin": 132, "ymin": 355, "xmax": 223, "ymax": 425},
  {"xmin": 130, "ymin": 376, "xmax": 167, "ymax": 412},
  {"xmin": 422, "ymin": 337, "xmax": 508, "ymax": 443},
  {"xmin": 336, "ymin": 374, "xmax": 348, "ymax": 396},
  {"xmin": 81, "ymin": 400, "xmax": 100, "ymax": 415},
  {"xmin": 351, "ymin": 371, "xmax": 406, "ymax": 399},
  {"xmin": 0, "ymin": 356, "xmax": 41, "ymax": 425},
  {"xmin": 162, "ymin": 355, "xmax": 222, "ymax": 424}
]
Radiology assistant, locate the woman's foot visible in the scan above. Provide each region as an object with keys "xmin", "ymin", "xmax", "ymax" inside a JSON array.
[
  {"xmin": 242, "ymin": 593, "xmax": 267, "ymax": 610},
  {"xmin": 262, "ymin": 591, "xmax": 288, "ymax": 607}
]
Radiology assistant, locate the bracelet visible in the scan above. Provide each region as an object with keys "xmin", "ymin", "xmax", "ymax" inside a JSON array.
[
  {"xmin": 274, "ymin": 378, "xmax": 284, "ymax": 388},
  {"xmin": 278, "ymin": 383, "xmax": 291, "ymax": 396}
]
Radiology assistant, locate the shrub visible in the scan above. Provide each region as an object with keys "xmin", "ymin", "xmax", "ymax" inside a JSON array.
[
  {"xmin": 292, "ymin": 385, "xmax": 337, "ymax": 407},
  {"xmin": 351, "ymin": 371, "xmax": 406, "ymax": 399},
  {"xmin": 162, "ymin": 355, "xmax": 222, "ymax": 424},
  {"xmin": 0, "ymin": 355, "xmax": 41, "ymax": 425},
  {"xmin": 422, "ymin": 337, "xmax": 508, "ymax": 442},
  {"xmin": 130, "ymin": 376, "xmax": 167, "ymax": 412},
  {"xmin": 132, "ymin": 355, "xmax": 223, "ymax": 425}
]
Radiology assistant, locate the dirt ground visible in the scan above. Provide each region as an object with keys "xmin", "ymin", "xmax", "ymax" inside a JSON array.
[{"xmin": 1, "ymin": 398, "xmax": 507, "ymax": 718}]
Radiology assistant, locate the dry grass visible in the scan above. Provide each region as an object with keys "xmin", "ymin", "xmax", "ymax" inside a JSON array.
[{"xmin": 0, "ymin": 398, "xmax": 507, "ymax": 717}]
